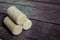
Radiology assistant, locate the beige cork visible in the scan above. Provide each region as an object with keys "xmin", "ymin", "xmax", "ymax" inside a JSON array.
[
  {"xmin": 3, "ymin": 17, "xmax": 23, "ymax": 35},
  {"xmin": 23, "ymin": 19, "xmax": 32, "ymax": 30},
  {"xmin": 7, "ymin": 6, "xmax": 28, "ymax": 25}
]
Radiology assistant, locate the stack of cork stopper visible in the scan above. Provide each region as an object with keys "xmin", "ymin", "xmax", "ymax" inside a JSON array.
[{"xmin": 3, "ymin": 6, "xmax": 32, "ymax": 35}]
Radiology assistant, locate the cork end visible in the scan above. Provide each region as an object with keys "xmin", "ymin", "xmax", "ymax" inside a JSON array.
[
  {"xmin": 12, "ymin": 25, "xmax": 23, "ymax": 35},
  {"xmin": 23, "ymin": 19, "xmax": 32, "ymax": 30}
]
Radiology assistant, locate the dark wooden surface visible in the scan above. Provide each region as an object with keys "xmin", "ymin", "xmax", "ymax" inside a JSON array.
[
  {"xmin": 0, "ymin": 0, "xmax": 60, "ymax": 24},
  {"xmin": 0, "ymin": 0, "xmax": 60, "ymax": 40}
]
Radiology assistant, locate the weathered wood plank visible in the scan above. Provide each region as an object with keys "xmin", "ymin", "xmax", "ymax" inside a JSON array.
[
  {"xmin": 0, "ymin": 0, "xmax": 60, "ymax": 5},
  {"xmin": 0, "ymin": 0, "xmax": 60, "ymax": 40},
  {"xmin": 0, "ymin": 14, "xmax": 60, "ymax": 40},
  {"xmin": 30, "ymin": 0, "xmax": 60, "ymax": 5},
  {"xmin": 25, "ymin": 20, "xmax": 60, "ymax": 40},
  {"xmin": 0, "ymin": 13, "xmax": 7, "ymax": 26},
  {"xmin": 0, "ymin": 27, "xmax": 33, "ymax": 40},
  {"xmin": 0, "ymin": 0, "xmax": 33, "ymax": 6},
  {"xmin": 0, "ymin": 1, "xmax": 60, "ymax": 24}
]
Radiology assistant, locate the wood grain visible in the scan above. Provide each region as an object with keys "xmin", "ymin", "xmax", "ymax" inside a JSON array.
[
  {"xmin": 29, "ymin": 0, "xmax": 60, "ymax": 5},
  {"xmin": 0, "ymin": 14, "xmax": 60, "ymax": 40},
  {"xmin": 0, "ymin": 0, "xmax": 60, "ymax": 40},
  {"xmin": 0, "ymin": 1, "xmax": 60, "ymax": 24},
  {"xmin": 0, "ymin": 0, "xmax": 60, "ymax": 5}
]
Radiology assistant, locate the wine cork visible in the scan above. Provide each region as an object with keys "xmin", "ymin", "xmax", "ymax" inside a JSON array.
[
  {"xmin": 3, "ymin": 17, "xmax": 23, "ymax": 35},
  {"xmin": 7, "ymin": 6, "xmax": 28, "ymax": 25},
  {"xmin": 23, "ymin": 19, "xmax": 32, "ymax": 30}
]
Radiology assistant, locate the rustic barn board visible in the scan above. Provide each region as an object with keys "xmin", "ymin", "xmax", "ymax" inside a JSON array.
[
  {"xmin": 0, "ymin": 0, "xmax": 60, "ymax": 5},
  {"xmin": 0, "ymin": 27, "xmax": 33, "ymax": 40},
  {"xmin": 0, "ymin": 0, "xmax": 33, "ymax": 6},
  {"xmin": 0, "ymin": 13, "xmax": 7, "ymax": 27},
  {"xmin": 0, "ymin": 0, "xmax": 60, "ymax": 40},
  {"xmin": 30, "ymin": 0, "xmax": 60, "ymax": 5},
  {"xmin": 25, "ymin": 20, "xmax": 60, "ymax": 40},
  {"xmin": 0, "ymin": 13, "xmax": 60, "ymax": 40},
  {"xmin": 0, "ymin": 1, "xmax": 60, "ymax": 24}
]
